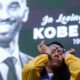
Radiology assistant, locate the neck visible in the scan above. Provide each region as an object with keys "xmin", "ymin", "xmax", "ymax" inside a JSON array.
[
  {"xmin": 45, "ymin": 65, "xmax": 58, "ymax": 73},
  {"xmin": 45, "ymin": 66, "xmax": 53, "ymax": 73}
]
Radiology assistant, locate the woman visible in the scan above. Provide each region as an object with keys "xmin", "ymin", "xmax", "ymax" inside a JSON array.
[{"xmin": 22, "ymin": 41, "xmax": 70, "ymax": 80}]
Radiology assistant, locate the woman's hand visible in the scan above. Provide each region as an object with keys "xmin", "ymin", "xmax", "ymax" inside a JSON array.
[{"xmin": 38, "ymin": 40, "xmax": 50, "ymax": 54}]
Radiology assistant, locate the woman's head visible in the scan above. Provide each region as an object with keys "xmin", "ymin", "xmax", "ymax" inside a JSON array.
[{"xmin": 46, "ymin": 41, "xmax": 65, "ymax": 69}]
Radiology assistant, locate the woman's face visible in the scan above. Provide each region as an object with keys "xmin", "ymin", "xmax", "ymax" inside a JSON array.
[{"xmin": 47, "ymin": 44, "xmax": 64, "ymax": 68}]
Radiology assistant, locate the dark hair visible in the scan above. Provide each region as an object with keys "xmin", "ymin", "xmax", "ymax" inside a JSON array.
[
  {"xmin": 47, "ymin": 41, "xmax": 65, "ymax": 53},
  {"xmin": 40, "ymin": 61, "xmax": 70, "ymax": 80},
  {"xmin": 52, "ymin": 61, "xmax": 70, "ymax": 80},
  {"xmin": 47, "ymin": 41, "xmax": 64, "ymax": 48}
]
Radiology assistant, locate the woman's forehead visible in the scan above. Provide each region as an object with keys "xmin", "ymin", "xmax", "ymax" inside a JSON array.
[{"xmin": 49, "ymin": 44, "xmax": 62, "ymax": 48}]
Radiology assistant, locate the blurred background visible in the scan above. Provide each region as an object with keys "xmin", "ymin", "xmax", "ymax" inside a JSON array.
[{"xmin": 19, "ymin": 0, "xmax": 80, "ymax": 57}]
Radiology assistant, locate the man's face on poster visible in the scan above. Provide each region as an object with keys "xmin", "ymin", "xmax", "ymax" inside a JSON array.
[{"xmin": 0, "ymin": 0, "xmax": 29, "ymax": 44}]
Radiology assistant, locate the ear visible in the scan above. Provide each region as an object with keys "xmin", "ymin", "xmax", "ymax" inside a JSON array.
[{"xmin": 22, "ymin": 7, "xmax": 29, "ymax": 22}]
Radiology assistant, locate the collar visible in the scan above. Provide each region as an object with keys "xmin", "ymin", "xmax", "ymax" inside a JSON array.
[{"xmin": 40, "ymin": 68, "xmax": 54, "ymax": 80}]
